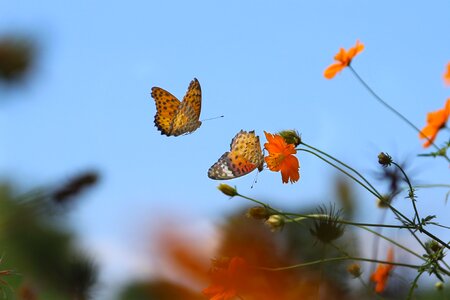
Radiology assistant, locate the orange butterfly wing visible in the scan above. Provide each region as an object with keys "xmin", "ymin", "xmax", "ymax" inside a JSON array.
[
  {"xmin": 151, "ymin": 78, "xmax": 202, "ymax": 137},
  {"xmin": 208, "ymin": 130, "xmax": 264, "ymax": 180},
  {"xmin": 151, "ymin": 87, "xmax": 181, "ymax": 135},
  {"xmin": 171, "ymin": 78, "xmax": 202, "ymax": 136}
]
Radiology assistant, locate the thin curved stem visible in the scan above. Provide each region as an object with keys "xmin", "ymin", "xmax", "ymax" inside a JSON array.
[
  {"xmin": 358, "ymin": 225, "xmax": 424, "ymax": 261},
  {"xmin": 298, "ymin": 148, "xmax": 414, "ymax": 225},
  {"xmin": 300, "ymin": 142, "xmax": 383, "ymax": 198},
  {"xmin": 298, "ymin": 148, "xmax": 381, "ymax": 199},
  {"xmin": 348, "ymin": 65, "xmax": 450, "ymax": 163},
  {"xmin": 414, "ymin": 184, "xmax": 450, "ymax": 189},
  {"xmin": 237, "ymin": 194, "xmax": 304, "ymax": 226},
  {"xmin": 392, "ymin": 162, "xmax": 421, "ymax": 225},
  {"xmin": 406, "ymin": 271, "xmax": 423, "ymax": 300},
  {"xmin": 259, "ymin": 256, "xmax": 420, "ymax": 271},
  {"xmin": 285, "ymin": 213, "xmax": 414, "ymax": 229},
  {"xmin": 358, "ymin": 277, "xmax": 383, "ymax": 300},
  {"xmin": 237, "ymin": 195, "xmax": 424, "ymax": 260},
  {"xmin": 419, "ymin": 230, "xmax": 450, "ymax": 250}
]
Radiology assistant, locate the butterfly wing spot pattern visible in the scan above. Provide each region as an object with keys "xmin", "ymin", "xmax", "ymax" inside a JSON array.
[
  {"xmin": 208, "ymin": 130, "xmax": 264, "ymax": 180},
  {"xmin": 151, "ymin": 78, "xmax": 202, "ymax": 136}
]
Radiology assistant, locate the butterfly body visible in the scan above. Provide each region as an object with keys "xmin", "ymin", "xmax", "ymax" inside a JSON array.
[
  {"xmin": 208, "ymin": 130, "xmax": 264, "ymax": 180},
  {"xmin": 151, "ymin": 78, "xmax": 202, "ymax": 136}
]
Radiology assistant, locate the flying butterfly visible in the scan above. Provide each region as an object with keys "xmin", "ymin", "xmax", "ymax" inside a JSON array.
[
  {"xmin": 208, "ymin": 130, "xmax": 264, "ymax": 180},
  {"xmin": 151, "ymin": 78, "xmax": 202, "ymax": 136}
]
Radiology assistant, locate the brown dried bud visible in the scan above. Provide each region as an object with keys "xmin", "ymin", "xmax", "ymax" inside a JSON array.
[
  {"xmin": 347, "ymin": 263, "xmax": 362, "ymax": 278},
  {"xmin": 377, "ymin": 195, "xmax": 392, "ymax": 208},
  {"xmin": 246, "ymin": 206, "xmax": 270, "ymax": 220}
]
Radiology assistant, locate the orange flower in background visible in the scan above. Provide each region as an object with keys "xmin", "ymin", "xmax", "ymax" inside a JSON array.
[
  {"xmin": 264, "ymin": 131, "xmax": 300, "ymax": 184},
  {"xmin": 419, "ymin": 99, "xmax": 450, "ymax": 148},
  {"xmin": 444, "ymin": 62, "xmax": 450, "ymax": 86},
  {"xmin": 324, "ymin": 40, "xmax": 364, "ymax": 79},
  {"xmin": 202, "ymin": 257, "xmax": 248, "ymax": 300},
  {"xmin": 370, "ymin": 248, "xmax": 394, "ymax": 293}
]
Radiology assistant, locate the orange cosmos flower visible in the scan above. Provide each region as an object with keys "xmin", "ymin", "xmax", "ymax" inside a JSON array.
[
  {"xmin": 324, "ymin": 40, "xmax": 364, "ymax": 79},
  {"xmin": 264, "ymin": 131, "xmax": 300, "ymax": 184},
  {"xmin": 444, "ymin": 62, "xmax": 450, "ymax": 86},
  {"xmin": 419, "ymin": 99, "xmax": 450, "ymax": 148},
  {"xmin": 370, "ymin": 248, "xmax": 394, "ymax": 293},
  {"xmin": 202, "ymin": 257, "xmax": 248, "ymax": 300}
]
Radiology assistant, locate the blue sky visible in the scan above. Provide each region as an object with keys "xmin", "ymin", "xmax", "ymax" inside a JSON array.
[{"xmin": 1, "ymin": 0, "xmax": 450, "ymax": 297}]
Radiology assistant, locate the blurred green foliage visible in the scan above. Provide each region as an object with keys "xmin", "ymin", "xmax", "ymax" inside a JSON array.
[{"xmin": 0, "ymin": 181, "xmax": 97, "ymax": 300}]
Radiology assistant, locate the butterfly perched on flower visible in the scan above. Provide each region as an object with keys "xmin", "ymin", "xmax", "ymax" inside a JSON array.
[
  {"xmin": 151, "ymin": 78, "xmax": 202, "ymax": 136},
  {"xmin": 208, "ymin": 130, "xmax": 264, "ymax": 180}
]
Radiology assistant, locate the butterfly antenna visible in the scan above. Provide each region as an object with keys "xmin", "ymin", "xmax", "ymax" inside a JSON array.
[
  {"xmin": 251, "ymin": 171, "xmax": 259, "ymax": 189},
  {"xmin": 201, "ymin": 115, "xmax": 224, "ymax": 122}
]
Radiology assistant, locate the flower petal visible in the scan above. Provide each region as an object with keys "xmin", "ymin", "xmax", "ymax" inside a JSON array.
[
  {"xmin": 348, "ymin": 40, "xmax": 364, "ymax": 59},
  {"xmin": 280, "ymin": 155, "xmax": 300, "ymax": 183},
  {"xmin": 419, "ymin": 99, "xmax": 450, "ymax": 148},
  {"xmin": 264, "ymin": 131, "xmax": 286, "ymax": 153},
  {"xmin": 444, "ymin": 63, "xmax": 450, "ymax": 86},
  {"xmin": 324, "ymin": 63, "xmax": 345, "ymax": 79},
  {"xmin": 334, "ymin": 48, "xmax": 348, "ymax": 62},
  {"xmin": 325, "ymin": 41, "xmax": 364, "ymax": 79}
]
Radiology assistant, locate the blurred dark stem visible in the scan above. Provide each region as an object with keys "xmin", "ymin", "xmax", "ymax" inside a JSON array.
[{"xmin": 52, "ymin": 171, "xmax": 99, "ymax": 204}]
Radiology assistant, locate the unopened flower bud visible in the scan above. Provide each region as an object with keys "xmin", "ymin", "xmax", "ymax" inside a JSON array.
[
  {"xmin": 246, "ymin": 206, "xmax": 270, "ymax": 220},
  {"xmin": 347, "ymin": 263, "xmax": 362, "ymax": 278},
  {"xmin": 425, "ymin": 240, "xmax": 444, "ymax": 260},
  {"xmin": 377, "ymin": 195, "xmax": 392, "ymax": 208},
  {"xmin": 428, "ymin": 240, "xmax": 441, "ymax": 252},
  {"xmin": 277, "ymin": 130, "xmax": 301, "ymax": 147},
  {"xmin": 217, "ymin": 184, "xmax": 238, "ymax": 197},
  {"xmin": 435, "ymin": 281, "xmax": 444, "ymax": 290},
  {"xmin": 265, "ymin": 215, "xmax": 284, "ymax": 231},
  {"xmin": 378, "ymin": 152, "xmax": 392, "ymax": 167}
]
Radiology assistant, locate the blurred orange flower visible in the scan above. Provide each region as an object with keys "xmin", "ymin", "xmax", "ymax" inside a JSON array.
[
  {"xmin": 370, "ymin": 248, "xmax": 394, "ymax": 293},
  {"xmin": 264, "ymin": 131, "xmax": 300, "ymax": 184},
  {"xmin": 324, "ymin": 40, "xmax": 364, "ymax": 79},
  {"xmin": 419, "ymin": 99, "xmax": 450, "ymax": 148},
  {"xmin": 444, "ymin": 62, "xmax": 450, "ymax": 86},
  {"xmin": 202, "ymin": 257, "xmax": 247, "ymax": 300}
]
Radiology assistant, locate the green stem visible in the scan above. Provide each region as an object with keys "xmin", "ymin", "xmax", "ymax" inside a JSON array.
[
  {"xmin": 392, "ymin": 162, "xmax": 421, "ymax": 225},
  {"xmin": 419, "ymin": 230, "xmax": 450, "ymax": 250},
  {"xmin": 414, "ymin": 184, "xmax": 450, "ymax": 189},
  {"xmin": 358, "ymin": 226, "xmax": 424, "ymax": 261},
  {"xmin": 358, "ymin": 277, "xmax": 383, "ymax": 300},
  {"xmin": 237, "ymin": 194, "xmax": 303, "ymax": 226},
  {"xmin": 348, "ymin": 65, "xmax": 450, "ymax": 163},
  {"xmin": 285, "ymin": 213, "xmax": 414, "ymax": 229},
  {"xmin": 432, "ymin": 223, "xmax": 450, "ymax": 230},
  {"xmin": 298, "ymin": 148, "xmax": 414, "ymax": 225},
  {"xmin": 238, "ymin": 194, "xmax": 268, "ymax": 208},
  {"xmin": 300, "ymin": 142, "xmax": 383, "ymax": 198},
  {"xmin": 238, "ymin": 195, "xmax": 424, "ymax": 260},
  {"xmin": 259, "ymin": 256, "xmax": 420, "ymax": 271},
  {"xmin": 406, "ymin": 271, "xmax": 423, "ymax": 300},
  {"xmin": 371, "ymin": 209, "xmax": 387, "ymax": 277},
  {"xmin": 386, "ymin": 205, "xmax": 429, "ymax": 253},
  {"xmin": 298, "ymin": 148, "xmax": 381, "ymax": 199}
]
